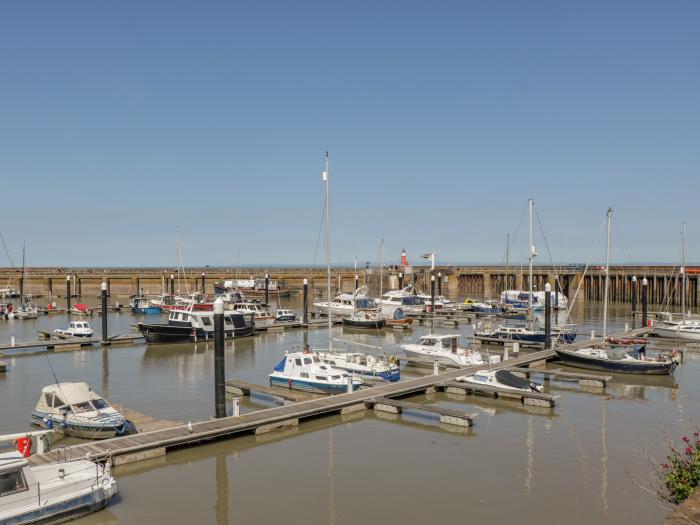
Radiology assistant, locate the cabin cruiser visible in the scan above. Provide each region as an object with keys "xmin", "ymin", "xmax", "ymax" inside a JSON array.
[
  {"xmin": 474, "ymin": 320, "xmax": 576, "ymax": 346},
  {"xmin": 275, "ymin": 309, "xmax": 297, "ymax": 322},
  {"xmin": 149, "ymin": 293, "xmax": 178, "ymax": 309},
  {"xmin": 555, "ymin": 344, "xmax": 678, "ymax": 375},
  {"xmin": 653, "ymin": 315, "xmax": 700, "ymax": 341},
  {"xmin": 318, "ymin": 351, "xmax": 400, "ymax": 381},
  {"xmin": 470, "ymin": 300, "xmax": 503, "ymax": 314},
  {"xmin": 342, "ymin": 297, "xmax": 386, "ymax": 329},
  {"xmin": 500, "ymin": 290, "xmax": 542, "ymax": 311},
  {"xmin": 419, "ymin": 293, "xmax": 455, "ymax": 311},
  {"xmin": 138, "ymin": 308, "xmax": 254, "ymax": 343},
  {"xmin": 214, "ymin": 277, "xmax": 291, "ymax": 297},
  {"xmin": 376, "ymin": 286, "xmax": 426, "ymax": 314},
  {"xmin": 398, "ymin": 334, "xmax": 485, "ymax": 366},
  {"xmin": 269, "ymin": 351, "xmax": 363, "ymax": 393},
  {"xmin": 32, "ymin": 383, "xmax": 136, "ymax": 438},
  {"xmin": 131, "ymin": 296, "xmax": 161, "ymax": 314},
  {"xmin": 0, "ymin": 287, "xmax": 20, "ymax": 299},
  {"xmin": 226, "ymin": 301, "xmax": 276, "ymax": 328},
  {"xmin": 313, "ymin": 292, "xmax": 357, "ymax": 317},
  {"xmin": 457, "ymin": 370, "xmax": 544, "ymax": 393},
  {"xmin": 532, "ymin": 290, "xmax": 569, "ymax": 310},
  {"xmin": 54, "ymin": 321, "xmax": 94, "ymax": 338},
  {"xmin": 0, "ymin": 448, "xmax": 117, "ymax": 523}
]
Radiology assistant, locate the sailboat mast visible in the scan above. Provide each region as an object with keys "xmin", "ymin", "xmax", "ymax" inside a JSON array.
[
  {"xmin": 682, "ymin": 221, "xmax": 687, "ymax": 320},
  {"xmin": 528, "ymin": 199, "xmax": 533, "ymax": 311},
  {"xmin": 379, "ymin": 240, "xmax": 384, "ymax": 299},
  {"xmin": 20, "ymin": 241, "xmax": 26, "ymax": 300},
  {"xmin": 323, "ymin": 153, "xmax": 332, "ymax": 350},
  {"xmin": 505, "ymin": 233, "xmax": 510, "ymax": 288},
  {"xmin": 602, "ymin": 208, "xmax": 612, "ymax": 344}
]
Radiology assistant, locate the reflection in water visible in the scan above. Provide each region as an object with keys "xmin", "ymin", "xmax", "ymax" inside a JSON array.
[
  {"xmin": 101, "ymin": 348, "xmax": 109, "ymax": 397},
  {"xmin": 525, "ymin": 415, "xmax": 534, "ymax": 493},
  {"xmin": 328, "ymin": 429, "xmax": 336, "ymax": 525},
  {"xmin": 215, "ymin": 454, "xmax": 229, "ymax": 524},
  {"xmin": 601, "ymin": 397, "xmax": 608, "ymax": 518}
]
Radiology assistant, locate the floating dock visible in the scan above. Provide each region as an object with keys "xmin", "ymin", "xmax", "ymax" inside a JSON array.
[
  {"xmin": 28, "ymin": 327, "xmax": 649, "ymax": 467},
  {"xmin": 225, "ymin": 379, "xmax": 319, "ymax": 404}
]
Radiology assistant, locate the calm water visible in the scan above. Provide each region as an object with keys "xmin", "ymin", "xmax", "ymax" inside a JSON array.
[{"xmin": 0, "ymin": 296, "xmax": 695, "ymax": 524}]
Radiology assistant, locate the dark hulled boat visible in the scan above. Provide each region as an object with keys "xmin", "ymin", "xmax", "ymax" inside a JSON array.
[{"xmin": 138, "ymin": 309, "xmax": 254, "ymax": 344}]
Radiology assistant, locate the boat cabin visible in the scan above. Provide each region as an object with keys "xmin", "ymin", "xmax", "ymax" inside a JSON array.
[
  {"xmin": 34, "ymin": 382, "xmax": 113, "ymax": 418},
  {"xmin": 417, "ymin": 334, "xmax": 464, "ymax": 353},
  {"xmin": 167, "ymin": 309, "xmax": 253, "ymax": 331},
  {"xmin": 273, "ymin": 352, "xmax": 348, "ymax": 382}
]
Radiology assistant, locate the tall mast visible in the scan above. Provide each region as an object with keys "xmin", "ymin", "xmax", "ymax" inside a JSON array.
[
  {"xmin": 323, "ymin": 152, "xmax": 332, "ymax": 350},
  {"xmin": 602, "ymin": 208, "xmax": 612, "ymax": 344},
  {"xmin": 528, "ymin": 198, "xmax": 534, "ymax": 311},
  {"xmin": 682, "ymin": 221, "xmax": 687, "ymax": 320},
  {"xmin": 21, "ymin": 241, "xmax": 26, "ymax": 300},
  {"xmin": 379, "ymin": 240, "xmax": 384, "ymax": 299},
  {"xmin": 505, "ymin": 233, "xmax": 510, "ymax": 288}
]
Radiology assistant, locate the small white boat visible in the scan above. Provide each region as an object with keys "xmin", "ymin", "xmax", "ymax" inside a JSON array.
[
  {"xmin": 226, "ymin": 301, "xmax": 276, "ymax": 328},
  {"xmin": 54, "ymin": 321, "xmax": 94, "ymax": 338},
  {"xmin": 32, "ymin": 382, "xmax": 136, "ymax": 439},
  {"xmin": 0, "ymin": 447, "xmax": 117, "ymax": 523},
  {"xmin": 275, "ymin": 309, "xmax": 297, "ymax": 322},
  {"xmin": 14, "ymin": 302, "xmax": 38, "ymax": 320},
  {"xmin": 654, "ymin": 317, "xmax": 700, "ymax": 342},
  {"xmin": 313, "ymin": 292, "xmax": 360, "ymax": 317},
  {"xmin": 269, "ymin": 350, "xmax": 362, "ymax": 394},
  {"xmin": 457, "ymin": 369, "xmax": 543, "ymax": 393},
  {"xmin": 318, "ymin": 351, "xmax": 400, "ymax": 381},
  {"xmin": 377, "ymin": 287, "xmax": 426, "ymax": 314},
  {"xmin": 398, "ymin": 334, "xmax": 485, "ymax": 366}
]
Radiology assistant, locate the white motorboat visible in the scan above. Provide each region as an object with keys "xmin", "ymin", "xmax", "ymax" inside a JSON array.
[
  {"xmin": 226, "ymin": 301, "xmax": 276, "ymax": 328},
  {"xmin": 376, "ymin": 286, "xmax": 426, "ymax": 314},
  {"xmin": 0, "ymin": 287, "xmax": 20, "ymax": 299},
  {"xmin": 313, "ymin": 292, "xmax": 359, "ymax": 317},
  {"xmin": 0, "ymin": 445, "xmax": 117, "ymax": 523},
  {"xmin": 31, "ymin": 382, "xmax": 137, "ymax": 439},
  {"xmin": 54, "ymin": 321, "xmax": 94, "ymax": 338},
  {"xmin": 275, "ymin": 309, "xmax": 297, "ymax": 322},
  {"xmin": 269, "ymin": 350, "xmax": 362, "ymax": 394},
  {"xmin": 14, "ymin": 302, "xmax": 38, "ymax": 320},
  {"xmin": 318, "ymin": 351, "xmax": 400, "ymax": 381},
  {"xmin": 654, "ymin": 318, "xmax": 700, "ymax": 341},
  {"xmin": 398, "ymin": 334, "xmax": 485, "ymax": 366},
  {"xmin": 457, "ymin": 369, "xmax": 544, "ymax": 393}
]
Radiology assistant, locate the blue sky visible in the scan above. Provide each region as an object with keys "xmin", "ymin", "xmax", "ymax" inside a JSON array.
[{"xmin": 1, "ymin": 1, "xmax": 698, "ymax": 267}]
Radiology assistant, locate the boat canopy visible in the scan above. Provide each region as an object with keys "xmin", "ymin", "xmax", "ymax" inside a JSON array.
[
  {"xmin": 273, "ymin": 357, "xmax": 286, "ymax": 372},
  {"xmin": 495, "ymin": 370, "xmax": 532, "ymax": 390},
  {"xmin": 35, "ymin": 383, "xmax": 103, "ymax": 412}
]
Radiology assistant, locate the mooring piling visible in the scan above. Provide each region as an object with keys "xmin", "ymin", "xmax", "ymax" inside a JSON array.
[
  {"xmin": 214, "ymin": 298, "xmax": 226, "ymax": 419},
  {"xmin": 101, "ymin": 282, "xmax": 108, "ymax": 343}
]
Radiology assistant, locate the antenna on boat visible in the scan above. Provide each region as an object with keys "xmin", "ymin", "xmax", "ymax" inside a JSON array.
[
  {"xmin": 528, "ymin": 198, "xmax": 535, "ymax": 319},
  {"xmin": 323, "ymin": 152, "xmax": 332, "ymax": 352}
]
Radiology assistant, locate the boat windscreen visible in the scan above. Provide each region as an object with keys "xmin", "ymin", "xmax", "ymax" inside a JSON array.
[{"xmin": 495, "ymin": 370, "xmax": 533, "ymax": 390}]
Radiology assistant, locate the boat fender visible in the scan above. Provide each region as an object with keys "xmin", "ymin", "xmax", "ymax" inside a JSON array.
[{"xmin": 16, "ymin": 436, "xmax": 32, "ymax": 458}]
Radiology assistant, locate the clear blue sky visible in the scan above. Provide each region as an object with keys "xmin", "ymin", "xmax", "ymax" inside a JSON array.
[{"xmin": 1, "ymin": 1, "xmax": 698, "ymax": 267}]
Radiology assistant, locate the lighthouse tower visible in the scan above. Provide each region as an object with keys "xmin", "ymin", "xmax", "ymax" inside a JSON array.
[{"xmin": 401, "ymin": 249, "xmax": 408, "ymax": 268}]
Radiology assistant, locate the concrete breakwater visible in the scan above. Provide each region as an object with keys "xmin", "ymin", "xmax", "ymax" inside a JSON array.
[{"xmin": 0, "ymin": 264, "xmax": 698, "ymax": 305}]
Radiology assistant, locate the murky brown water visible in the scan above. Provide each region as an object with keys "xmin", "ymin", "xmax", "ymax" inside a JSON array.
[{"xmin": 0, "ymin": 296, "xmax": 695, "ymax": 524}]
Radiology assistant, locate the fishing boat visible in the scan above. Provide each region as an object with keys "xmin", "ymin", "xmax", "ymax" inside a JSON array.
[
  {"xmin": 149, "ymin": 293, "xmax": 177, "ymax": 309},
  {"xmin": 131, "ymin": 296, "xmax": 162, "ymax": 314},
  {"xmin": 457, "ymin": 369, "xmax": 544, "ymax": 393},
  {"xmin": 275, "ymin": 309, "xmax": 297, "ymax": 322},
  {"xmin": 269, "ymin": 350, "xmax": 362, "ymax": 393},
  {"xmin": 398, "ymin": 334, "xmax": 485, "ymax": 366},
  {"xmin": 555, "ymin": 208, "xmax": 677, "ymax": 375},
  {"xmin": 54, "ymin": 321, "xmax": 94, "ymax": 338},
  {"xmin": 0, "ymin": 447, "xmax": 117, "ymax": 523},
  {"xmin": 70, "ymin": 303, "xmax": 93, "ymax": 316},
  {"xmin": 31, "ymin": 383, "xmax": 136, "ymax": 438},
  {"xmin": 138, "ymin": 308, "xmax": 254, "ymax": 343},
  {"xmin": 318, "ymin": 350, "xmax": 400, "ymax": 382}
]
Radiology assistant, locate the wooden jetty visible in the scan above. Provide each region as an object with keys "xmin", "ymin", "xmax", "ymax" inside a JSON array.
[
  {"xmin": 110, "ymin": 404, "xmax": 180, "ymax": 433},
  {"xmin": 225, "ymin": 379, "xmax": 318, "ymax": 404},
  {"xmin": 27, "ymin": 327, "xmax": 649, "ymax": 467},
  {"xmin": 0, "ymin": 333, "xmax": 143, "ymax": 353}
]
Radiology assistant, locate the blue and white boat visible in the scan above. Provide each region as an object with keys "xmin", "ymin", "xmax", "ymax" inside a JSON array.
[
  {"xmin": 32, "ymin": 383, "xmax": 136, "ymax": 439},
  {"xmin": 0, "ymin": 447, "xmax": 117, "ymax": 523},
  {"xmin": 471, "ymin": 300, "xmax": 503, "ymax": 314},
  {"xmin": 131, "ymin": 296, "xmax": 162, "ymax": 314},
  {"xmin": 269, "ymin": 351, "xmax": 363, "ymax": 394}
]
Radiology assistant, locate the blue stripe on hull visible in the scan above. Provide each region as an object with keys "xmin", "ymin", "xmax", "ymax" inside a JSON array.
[
  {"xmin": 269, "ymin": 376, "xmax": 359, "ymax": 394},
  {"xmin": 336, "ymin": 367, "xmax": 400, "ymax": 382}
]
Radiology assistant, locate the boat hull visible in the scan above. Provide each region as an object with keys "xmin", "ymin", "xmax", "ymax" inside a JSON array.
[
  {"xmin": 478, "ymin": 331, "xmax": 577, "ymax": 345},
  {"xmin": 342, "ymin": 318, "xmax": 386, "ymax": 329},
  {"xmin": 137, "ymin": 323, "xmax": 254, "ymax": 344},
  {"xmin": 132, "ymin": 306, "xmax": 162, "ymax": 315},
  {"xmin": 401, "ymin": 347, "xmax": 472, "ymax": 366},
  {"xmin": 31, "ymin": 411, "xmax": 136, "ymax": 439},
  {"xmin": 269, "ymin": 376, "xmax": 360, "ymax": 394},
  {"xmin": 654, "ymin": 325, "xmax": 700, "ymax": 341},
  {"xmin": 554, "ymin": 350, "xmax": 676, "ymax": 375}
]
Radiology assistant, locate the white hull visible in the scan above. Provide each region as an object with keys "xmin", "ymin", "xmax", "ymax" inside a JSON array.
[
  {"xmin": 654, "ymin": 325, "xmax": 700, "ymax": 341},
  {"xmin": 400, "ymin": 346, "xmax": 482, "ymax": 366}
]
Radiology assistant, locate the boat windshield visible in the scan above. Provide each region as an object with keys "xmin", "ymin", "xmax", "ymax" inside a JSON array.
[
  {"xmin": 303, "ymin": 357, "xmax": 313, "ymax": 365},
  {"xmin": 474, "ymin": 374, "xmax": 489, "ymax": 382},
  {"xmin": 92, "ymin": 399, "xmax": 109, "ymax": 410},
  {"xmin": 421, "ymin": 338, "xmax": 437, "ymax": 346},
  {"xmin": 402, "ymin": 297, "xmax": 423, "ymax": 306},
  {"xmin": 312, "ymin": 356, "xmax": 320, "ymax": 363},
  {"xmin": 73, "ymin": 401, "xmax": 93, "ymax": 413}
]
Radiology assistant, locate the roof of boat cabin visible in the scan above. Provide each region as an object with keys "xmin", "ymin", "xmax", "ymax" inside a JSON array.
[
  {"xmin": 39, "ymin": 382, "xmax": 103, "ymax": 404},
  {"xmin": 419, "ymin": 334, "xmax": 462, "ymax": 340},
  {"xmin": 0, "ymin": 451, "xmax": 27, "ymax": 471}
]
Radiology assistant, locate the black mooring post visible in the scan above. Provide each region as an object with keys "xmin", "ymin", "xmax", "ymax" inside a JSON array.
[
  {"xmin": 642, "ymin": 277, "xmax": 648, "ymax": 328},
  {"xmin": 631, "ymin": 276, "xmax": 637, "ymax": 327},
  {"xmin": 214, "ymin": 298, "xmax": 226, "ymax": 418},
  {"xmin": 398, "ymin": 272, "xmax": 404, "ymax": 289},
  {"xmin": 101, "ymin": 282, "xmax": 108, "ymax": 343},
  {"xmin": 170, "ymin": 274, "xmax": 175, "ymax": 296},
  {"xmin": 355, "ymin": 274, "xmax": 359, "ymax": 291},
  {"xmin": 430, "ymin": 274, "xmax": 436, "ymax": 332},
  {"xmin": 264, "ymin": 273, "xmax": 269, "ymax": 304},
  {"xmin": 544, "ymin": 283, "xmax": 552, "ymax": 349},
  {"xmin": 202, "ymin": 273, "xmax": 206, "ymax": 295},
  {"xmin": 437, "ymin": 272, "xmax": 442, "ymax": 296},
  {"xmin": 66, "ymin": 275, "xmax": 71, "ymax": 312},
  {"xmin": 302, "ymin": 278, "xmax": 308, "ymax": 325},
  {"xmin": 554, "ymin": 275, "xmax": 559, "ymax": 309}
]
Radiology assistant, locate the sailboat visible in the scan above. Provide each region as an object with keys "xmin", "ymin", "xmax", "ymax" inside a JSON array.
[
  {"xmin": 269, "ymin": 153, "xmax": 363, "ymax": 393},
  {"xmin": 654, "ymin": 222, "xmax": 700, "ymax": 341},
  {"xmin": 474, "ymin": 199, "xmax": 576, "ymax": 345},
  {"xmin": 14, "ymin": 242, "xmax": 38, "ymax": 320},
  {"xmin": 555, "ymin": 208, "xmax": 677, "ymax": 375},
  {"xmin": 343, "ymin": 240, "xmax": 386, "ymax": 329}
]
